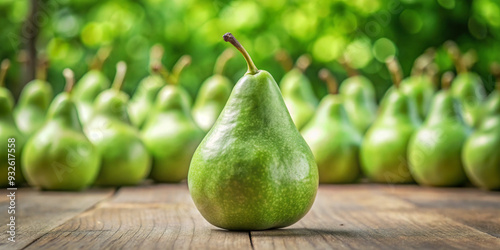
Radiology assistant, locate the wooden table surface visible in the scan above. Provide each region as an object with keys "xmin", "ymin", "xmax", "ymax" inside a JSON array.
[{"xmin": 0, "ymin": 183, "xmax": 499, "ymax": 249}]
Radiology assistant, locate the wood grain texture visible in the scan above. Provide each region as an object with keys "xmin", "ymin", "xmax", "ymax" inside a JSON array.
[
  {"xmin": 24, "ymin": 184, "xmax": 252, "ymax": 250},
  {"xmin": 251, "ymin": 185, "xmax": 500, "ymax": 249},
  {"xmin": 0, "ymin": 187, "xmax": 114, "ymax": 250},
  {"xmin": 3, "ymin": 184, "xmax": 500, "ymax": 249}
]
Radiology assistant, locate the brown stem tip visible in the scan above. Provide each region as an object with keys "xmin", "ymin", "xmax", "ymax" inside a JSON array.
[{"xmin": 223, "ymin": 32, "xmax": 258, "ymax": 75}]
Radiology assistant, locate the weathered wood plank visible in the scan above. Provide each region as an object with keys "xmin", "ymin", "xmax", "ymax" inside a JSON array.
[
  {"xmin": 251, "ymin": 185, "xmax": 500, "ymax": 249},
  {"xmin": 0, "ymin": 187, "xmax": 115, "ymax": 250},
  {"xmin": 25, "ymin": 184, "xmax": 252, "ymax": 250}
]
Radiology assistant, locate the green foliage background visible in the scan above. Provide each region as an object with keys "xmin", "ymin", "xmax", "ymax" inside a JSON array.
[{"xmin": 1, "ymin": 0, "xmax": 499, "ymax": 100}]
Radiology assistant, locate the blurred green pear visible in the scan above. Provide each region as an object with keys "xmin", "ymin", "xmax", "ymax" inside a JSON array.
[
  {"xmin": 72, "ymin": 47, "xmax": 112, "ymax": 124},
  {"xmin": 85, "ymin": 62, "xmax": 151, "ymax": 186},
  {"xmin": 192, "ymin": 48, "xmax": 234, "ymax": 132},
  {"xmin": 408, "ymin": 72, "xmax": 470, "ymax": 186},
  {"xmin": 302, "ymin": 69, "xmax": 362, "ymax": 183},
  {"xmin": 361, "ymin": 57, "xmax": 421, "ymax": 183},
  {"xmin": 14, "ymin": 58, "xmax": 53, "ymax": 136},
  {"xmin": 276, "ymin": 51, "xmax": 318, "ymax": 129},
  {"xmin": 0, "ymin": 59, "xmax": 26, "ymax": 187},
  {"xmin": 22, "ymin": 69, "xmax": 100, "ymax": 191}
]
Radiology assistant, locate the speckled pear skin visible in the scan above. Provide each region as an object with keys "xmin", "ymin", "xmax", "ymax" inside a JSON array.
[
  {"xmin": 408, "ymin": 91, "xmax": 470, "ymax": 187},
  {"xmin": 188, "ymin": 70, "xmax": 318, "ymax": 231},
  {"xmin": 361, "ymin": 90, "xmax": 421, "ymax": 184}
]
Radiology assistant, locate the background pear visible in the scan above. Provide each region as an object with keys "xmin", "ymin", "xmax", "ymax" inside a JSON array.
[
  {"xmin": 72, "ymin": 47, "xmax": 112, "ymax": 124},
  {"xmin": 301, "ymin": 69, "xmax": 362, "ymax": 183},
  {"xmin": 399, "ymin": 48, "xmax": 437, "ymax": 119},
  {"xmin": 445, "ymin": 41, "xmax": 486, "ymax": 128},
  {"xmin": 276, "ymin": 51, "xmax": 318, "ymax": 129},
  {"xmin": 463, "ymin": 64, "xmax": 500, "ymax": 190},
  {"xmin": 188, "ymin": 33, "xmax": 318, "ymax": 231},
  {"xmin": 142, "ymin": 83, "xmax": 204, "ymax": 183},
  {"xmin": 14, "ymin": 58, "xmax": 53, "ymax": 136},
  {"xmin": 85, "ymin": 62, "xmax": 151, "ymax": 186},
  {"xmin": 408, "ymin": 72, "xmax": 470, "ymax": 186},
  {"xmin": 22, "ymin": 69, "xmax": 100, "ymax": 191},
  {"xmin": 192, "ymin": 48, "xmax": 234, "ymax": 131},
  {"xmin": 361, "ymin": 57, "xmax": 421, "ymax": 183},
  {"xmin": 128, "ymin": 44, "xmax": 168, "ymax": 128},
  {"xmin": 338, "ymin": 58, "xmax": 377, "ymax": 134},
  {"xmin": 0, "ymin": 59, "xmax": 25, "ymax": 186}
]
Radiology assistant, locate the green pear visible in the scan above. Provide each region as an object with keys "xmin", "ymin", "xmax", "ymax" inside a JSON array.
[
  {"xmin": 337, "ymin": 57, "xmax": 377, "ymax": 134},
  {"xmin": 445, "ymin": 41, "xmax": 486, "ymax": 127},
  {"xmin": 399, "ymin": 75, "xmax": 436, "ymax": 119},
  {"xmin": 14, "ymin": 58, "xmax": 53, "ymax": 135},
  {"xmin": 73, "ymin": 47, "xmax": 112, "ymax": 124},
  {"xmin": 192, "ymin": 49, "xmax": 234, "ymax": 131},
  {"xmin": 361, "ymin": 57, "xmax": 421, "ymax": 183},
  {"xmin": 0, "ymin": 59, "xmax": 25, "ymax": 186},
  {"xmin": 188, "ymin": 33, "xmax": 318, "ymax": 231},
  {"xmin": 129, "ymin": 46, "xmax": 192, "ymax": 128},
  {"xmin": 408, "ymin": 72, "xmax": 470, "ymax": 186},
  {"xmin": 129, "ymin": 44, "xmax": 167, "ymax": 128},
  {"xmin": 399, "ymin": 48, "xmax": 437, "ymax": 119},
  {"xmin": 142, "ymin": 84, "xmax": 204, "ymax": 183},
  {"xmin": 85, "ymin": 62, "xmax": 151, "ymax": 186},
  {"xmin": 277, "ymin": 53, "xmax": 318, "ymax": 129},
  {"xmin": 22, "ymin": 69, "xmax": 100, "ymax": 191},
  {"xmin": 463, "ymin": 65, "xmax": 500, "ymax": 190},
  {"xmin": 301, "ymin": 69, "xmax": 361, "ymax": 183}
]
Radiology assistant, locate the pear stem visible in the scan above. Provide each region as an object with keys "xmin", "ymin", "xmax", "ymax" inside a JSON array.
[
  {"xmin": 274, "ymin": 50, "xmax": 293, "ymax": 72},
  {"xmin": 170, "ymin": 55, "xmax": 191, "ymax": 85},
  {"xmin": 319, "ymin": 68, "xmax": 338, "ymax": 95},
  {"xmin": 36, "ymin": 56, "xmax": 48, "ymax": 81},
  {"xmin": 462, "ymin": 49, "xmax": 477, "ymax": 72},
  {"xmin": 411, "ymin": 48, "xmax": 435, "ymax": 76},
  {"xmin": 295, "ymin": 54, "xmax": 311, "ymax": 73},
  {"xmin": 214, "ymin": 48, "xmax": 235, "ymax": 75},
  {"xmin": 149, "ymin": 44, "xmax": 164, "ymax": 69},
  {"xmin": 386, "ymin": 56, "xmax": 403, "ymax": 89},
  {"xmin": 90, "ymin": 46, "xmax": 112, "ymax": 70},
  {"xmin": 339, "ymin": 56, "xmax": 359, "ymax": 77},
  {"xmin": 444, "ymin": 41, "xmax": 467, "ymax": 74},
  {"xmin": 491, "ymin": 62, "xmax": 500, "ymax": 91},
  {"xmin": 0, "ymin": 59, "xmax": 11, "ymax": 88},
  {"xmin": 112, "ymin": 61, "xmax": 127, "ymax": 91},
  {"xmin": 441, "ymin": 71, "xmax": 454, "ymax": 90},
  {"xmin": 63, "ymin": 68, "xmax": 75, "ymax": 93},
  {"xmin": 425, "ymin": 62, "xmax": 439, "ymax": 87},
  {"xmin": 223, "ymin": 32, "xmax": 259, "ymax": 75}
]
